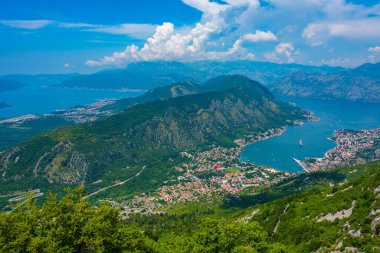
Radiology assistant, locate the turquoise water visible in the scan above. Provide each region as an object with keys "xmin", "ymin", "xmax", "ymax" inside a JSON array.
[
  {"xmin": 240, "ymin": 97, "xmax": 380, "ymax": 173},
  {"xmin": 0, "ymin": 85, "xmax": 143, "ymax": 119}
]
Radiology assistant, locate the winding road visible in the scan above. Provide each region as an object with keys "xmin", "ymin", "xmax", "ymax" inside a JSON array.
[{"xmin": 83, "ymin": 166, "xmax": 146, "ymax": 199}]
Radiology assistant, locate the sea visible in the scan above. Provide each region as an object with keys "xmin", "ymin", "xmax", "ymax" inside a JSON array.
[
  {"xmin": 240, "ymin": 96, "xmax": 380, "ymax": 173},
  {"xmin": 0, "ymin": 85, "xmax": 143, "ymax": 119}
]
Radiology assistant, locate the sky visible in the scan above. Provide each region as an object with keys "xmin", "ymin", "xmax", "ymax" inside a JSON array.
[{"xmin": 1, "ymin": 0, "xmax": 380, "ymax": 74}]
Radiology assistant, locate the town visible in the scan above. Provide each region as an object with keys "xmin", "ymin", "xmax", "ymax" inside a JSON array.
[
  {"xmin": 302, "ymin": 128, "xmax": 380, "ymax": 171},
  {"xmin": 117, "ymin": 127, "xmax": 293, "ymax": 216}
]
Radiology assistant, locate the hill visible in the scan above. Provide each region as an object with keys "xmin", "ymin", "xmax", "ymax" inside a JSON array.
[
  {"xmin": 0, "ymin": 75, "xmax": 306, "ymax": 204},
  {"xmin": 1, "ymin": 158, "xmax": 379, "ymax": 252}
]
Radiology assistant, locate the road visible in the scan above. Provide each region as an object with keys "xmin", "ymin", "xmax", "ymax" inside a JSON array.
[{"xmin": 83, "ymin": 166, "xmax": 146, "ymax": 199}]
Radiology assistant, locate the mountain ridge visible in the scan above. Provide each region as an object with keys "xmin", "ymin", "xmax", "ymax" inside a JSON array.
[{"xmin": 0, "ymin": 75, "xmax": 306, "ymax": 203}]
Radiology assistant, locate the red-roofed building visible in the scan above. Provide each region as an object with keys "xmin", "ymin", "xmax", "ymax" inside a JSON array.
[{"xmin": 214, "ymin": 163, "xmax": 222, "ymax": 169}]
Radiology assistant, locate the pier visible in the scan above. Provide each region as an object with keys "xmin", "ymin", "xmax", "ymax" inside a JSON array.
[{"xmin": 293, "ymin": 158, "xmax": 310, "ymax": 173}]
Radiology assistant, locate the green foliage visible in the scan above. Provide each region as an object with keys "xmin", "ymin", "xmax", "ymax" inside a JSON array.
[
  {"xmin": 0, "ymin": 188, "xmax": 150, "ymax": 253},
  {"xmin": 0, "ymin": 187, "xmax": 286, "ymax": 253},
  {"xmin": 0, "ymin": 75, "xmax": 305, "ymax": 208}
]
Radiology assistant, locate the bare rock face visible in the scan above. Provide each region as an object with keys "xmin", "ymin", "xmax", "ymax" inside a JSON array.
[{"xmin": 273, "ymin": 70, "xmax": 380, "ymax": 103}]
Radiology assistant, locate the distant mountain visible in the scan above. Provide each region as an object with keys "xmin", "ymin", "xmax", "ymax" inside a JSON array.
[
  {"xmin": 352, "ymin": 61, "xmax": 380, "ymax": 79},
  {"xmin": 273, "ymin": 63, "xmax": 380, "ymax": 102},
  {"xmin": 0, "ymin": 79, "xmax": 26, "ymax": 92},
  {"xmin": 0, "ymin": 75, "xmax": 305, "ymax": 198},
  {"xmin": 188, "ymin": 61, "xmax": 343, "ymax": 86},
  {"xmin": 59, "ymin": 63, "xmax": 199, "ymax": 90},
  {"xmin": 58, "ymin": 61, "xmax": 343, "ymax": 91}
]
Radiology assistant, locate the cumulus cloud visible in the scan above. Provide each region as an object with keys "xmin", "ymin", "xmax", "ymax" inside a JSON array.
[
  {"xmin": 241, "ymin": 30, "xmax": 278, "ymax": 43},
  {"xmin": 275, "ymin": 42, "xmax": 294, "ymax": 57},
  {"xmin": 86, "ymin": 1, "xmax": 279, "ymax": 66},
  {"xmin": 85, "ymin": 0, "xmax": 380, "ymax": 67},
  {"xmin": 369, "ymin": 46, "xmax": 380, "ymax": 53}
]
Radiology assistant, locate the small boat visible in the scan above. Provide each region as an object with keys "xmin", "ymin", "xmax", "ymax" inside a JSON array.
[{"xmin": 299, "ymin": 138, "xmax": 303, "ymax": 146}]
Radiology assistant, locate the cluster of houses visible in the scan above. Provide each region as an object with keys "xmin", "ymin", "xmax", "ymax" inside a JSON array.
[{"xmin": 304, "ymin": 128, "xmax": 380, "ymax": 171}]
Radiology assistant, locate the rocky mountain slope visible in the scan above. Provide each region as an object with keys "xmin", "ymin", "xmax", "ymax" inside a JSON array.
[
  {"xmin": 0, "ymin": 75, "xmax": 306, "ymax": 200},
  {"xmin": 273, "ymin": 63, "xmax": 380, "ymax": 102},
  {"xmin": 237, "ymin": 160, "xmax": 380, "ymax": 252}
]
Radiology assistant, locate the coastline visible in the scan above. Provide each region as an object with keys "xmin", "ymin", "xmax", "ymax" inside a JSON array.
[
  {"xmin": 302, "ymin": 128, "xmax": 380, "ymax": 171},
  {"xmin": 236, "ymin": 110, "xmax": 319, "ymax": 174}
]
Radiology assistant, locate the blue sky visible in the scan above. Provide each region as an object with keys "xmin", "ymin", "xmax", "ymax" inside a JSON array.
[{"xmin": 1, "ymin": 0, "xmax": 380, "ymax": 74}]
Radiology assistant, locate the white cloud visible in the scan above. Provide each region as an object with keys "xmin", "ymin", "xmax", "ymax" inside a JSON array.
[
  {"xmin": 0, "ymin": 19, "xmax": 156, "ymax": 40},
  {"xmin": 241, "ymin": 30, "xmax": 278, "ymax": 43},
  {"xmin": 264, "ymin": 42, "xmax": 296, "ymax": 63},
  {"xmin": 182, "ymin": 0, "xmax": 228, "ymax": 15},
  {"xmin": 57, "ymin": 22, "xmax": 96, "ymax": 28},
  {"xmin": 0, "ymin": 20, "xmax": 54, "ymax": 29},
  {"xmin": 369, "ymin": 46, "xmax": 380, "ymax": 53},
  {"xmin": 86, "ymin": 1, "xmax": 279, "ymax": 66},
  {"xmin": 84, "ymin": 24, "xmax": 157, "ymax": 39},
  {"xmin": 303, "ymin": 18, "xmax": 380, "ymax": 41},
  {"xmin": 63, "ymin": 63, "xmax": 70, "ymax": 68},
  {"xmin": 275, "ymin": 42, "xmax": 294, "ymax": 57},
  {"xmin": 85, "ymin": 0, "xmax": 380, "ymax": 67}
]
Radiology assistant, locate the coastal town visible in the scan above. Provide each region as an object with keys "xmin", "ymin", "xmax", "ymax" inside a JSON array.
[
  {"xmin": 0, "ymin": 99, "xmax": 118, "ymax": 126},
  {"xmin": 116, "ymin": 114, "xmax": 380, "ymax": 216},
  {"xmin": 118, "ymin": 127, "xmax": 293, "ymax": 216},
  {"xmin": 52, "ymin": 99, "xmax": 117, "ymax": 123},
  {"xmin": 302, "ymin": 128, "xmax": 380, "ymax": 171}
]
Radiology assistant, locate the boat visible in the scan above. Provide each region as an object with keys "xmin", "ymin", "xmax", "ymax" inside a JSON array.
[{"xmin": 299, "ymin": 138, "xmax": 303, "ymax": 146}]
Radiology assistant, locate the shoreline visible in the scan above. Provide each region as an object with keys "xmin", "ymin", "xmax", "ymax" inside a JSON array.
[
  {"xmin": 236, "ymin": 110, "xmax": 319, "ymax": 174},
  {"xmin": 302, "ymin": 128, "xmax": 380, "ymax": 172}
]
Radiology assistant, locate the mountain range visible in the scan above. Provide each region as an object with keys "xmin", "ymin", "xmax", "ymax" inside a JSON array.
[
  {"xmin": 272, "ymin": 62, "xmax": 380, "ymax": 102},
  {"xmin": 59, "ymin": 61, "xmax": 380, "ymax": 103},
  {"xmin": 2, "ymin": 61, "xmax": 380, "ymax": 103}
]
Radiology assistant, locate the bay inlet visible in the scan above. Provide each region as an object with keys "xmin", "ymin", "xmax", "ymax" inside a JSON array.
[{"xmin": 240, "ymin": 97, "xmax": 380, "ymax": 173}]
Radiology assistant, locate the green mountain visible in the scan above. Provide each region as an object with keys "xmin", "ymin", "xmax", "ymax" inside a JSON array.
[{"xmin": 0, "ymin": 75, "xmax": 305, "ymax": 201}]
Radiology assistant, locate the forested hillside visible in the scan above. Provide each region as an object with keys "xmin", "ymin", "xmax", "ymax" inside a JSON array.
[
  {"xmin": 0, "ymin": 76, "xmax": 305, "ymax": 207},
  {"xmin": 2, "ymin": 160, "xmax": 379, "ymax": 252}
]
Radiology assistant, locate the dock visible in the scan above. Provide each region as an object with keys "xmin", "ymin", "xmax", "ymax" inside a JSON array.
[{"xmin": 293, "ymin": 158, "xmax": 310, "ymax": 173}]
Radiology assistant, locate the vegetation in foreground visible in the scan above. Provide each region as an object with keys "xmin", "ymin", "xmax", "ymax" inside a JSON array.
[{"xmin": 1, "ymin": 161, "xmax": 380, "ymax": 252}]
